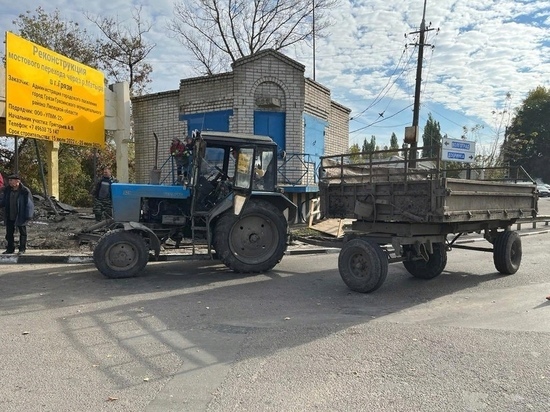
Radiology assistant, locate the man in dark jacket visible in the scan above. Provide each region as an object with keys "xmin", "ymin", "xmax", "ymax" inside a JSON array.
[
  {"xmin": 0, "ymin": 174, "xmax": 34, "ymax": 254},
  {"xmin": 91, "ymin": 167, "xmax": 117, "ymax": 221}
]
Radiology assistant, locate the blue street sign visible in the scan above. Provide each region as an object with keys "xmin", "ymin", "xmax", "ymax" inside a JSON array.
[{"xmin": 441, "ymin": 138, "xmax": 476, "ymax": 164}]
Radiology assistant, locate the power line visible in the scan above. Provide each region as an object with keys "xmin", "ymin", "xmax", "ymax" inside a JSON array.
[
  {"xmin": 350, "ymin": 46, "xmax": 412, "ymax": 121},
  {"xmin": 350, "ymin": 104, "xmax": 413, "ymax": 134}
]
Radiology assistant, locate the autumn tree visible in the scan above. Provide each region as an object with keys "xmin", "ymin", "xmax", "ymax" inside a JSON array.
[
  {"xmin": 502, "ymin": 86, "xmax": 550, "ymax": 183},
  {"xmin": 168, "ymin": 0, "xmax": 339, "ymax": 75},
  {"xmin": 12, "ymin": 7, "xmax": 98, "ymax": 67},
  {"xmin": 421, "ymin": 113, "xmax": 442, "ymax": 158},
  {"xmin": 5, "ymin": 7, "xmax": 152, "ymax": 204}
]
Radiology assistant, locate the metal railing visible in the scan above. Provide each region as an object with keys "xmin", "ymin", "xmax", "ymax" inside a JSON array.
[
  {"xmin": 277, "ymin": 153, "xmax": 318, "ymax": 186},
  {"xmin": 319, "ymin": 145, "xmax": 534, "ymax": 184}
]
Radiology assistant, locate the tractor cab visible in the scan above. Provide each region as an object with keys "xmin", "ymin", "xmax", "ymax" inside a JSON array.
[{"xmin": 191, "ymin": 131, "xmax": 279, "ymax": 210}]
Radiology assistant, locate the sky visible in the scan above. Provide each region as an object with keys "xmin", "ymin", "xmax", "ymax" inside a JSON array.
[{"xmin": 1, "ymin": 0, "xmax": 549, "ymax": 153}]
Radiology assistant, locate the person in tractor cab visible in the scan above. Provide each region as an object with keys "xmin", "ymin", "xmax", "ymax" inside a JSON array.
[{"xmin": 182, "ymin": 136, "xmax": 194, "ymax": 183}]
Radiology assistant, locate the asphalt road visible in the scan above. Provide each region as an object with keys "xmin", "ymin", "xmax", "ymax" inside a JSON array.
[{"xmin": 1, "ymin": 228, "xmax": 550, "ymax": 411}]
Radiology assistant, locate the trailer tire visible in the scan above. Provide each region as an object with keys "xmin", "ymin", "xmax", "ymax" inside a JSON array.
[
  {"xmin": 493, "ymin": 231, "xmax": 521, "ymax": 275},
  {"xmin": 213, "ymin": 199, "xmax": 287, "ymax": 273},
  {"xmin": 94, "ymin": 229, "xmax": 149, "ymax": 279},
  {"xmin": 403, "ymin": 242, "xmax": 447, "ymax": 279},
  {"xmin": 338, "ymin": 239, "xmax": 388, "ymax": 293}
]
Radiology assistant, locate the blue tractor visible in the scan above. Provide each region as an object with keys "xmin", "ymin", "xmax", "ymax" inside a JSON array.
[{"xmin": 92, "ymin": 131, "xmax": 297, "ymax": 278}]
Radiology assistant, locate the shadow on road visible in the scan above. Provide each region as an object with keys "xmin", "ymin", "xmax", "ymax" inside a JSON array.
[{"xmin": 0, "ymin": 256, "xmax": 510, "ymax": 392}]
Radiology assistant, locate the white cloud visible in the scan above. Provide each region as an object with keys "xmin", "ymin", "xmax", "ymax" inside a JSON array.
[{"xmin": 1, "ymin": 0, "xmax": 549, "ymax": 149}]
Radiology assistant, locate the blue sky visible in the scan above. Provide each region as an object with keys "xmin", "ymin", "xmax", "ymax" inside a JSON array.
[{"xmin": 2, "ymin": 0, "xmax": 549, "ymax": 153}]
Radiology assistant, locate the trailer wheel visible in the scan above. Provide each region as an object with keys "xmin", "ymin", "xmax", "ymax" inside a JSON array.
[
  {"xmin": 213, "ymin": 199, "xmax": 287, "ymax": 273},
  {"xmin": 93, "ymin": 229, "xmax": 149, "ymax": 279},
  {"xmin": 403, "ymin": 242, "xmax": 447, "ymax": 279},
  {"xmin": 338, "ymin": 239, "xmax": 388, "ymax": 293},
  {"xmin": 493, "ymin": 231, "xmax": 522, "ymax": 275}
]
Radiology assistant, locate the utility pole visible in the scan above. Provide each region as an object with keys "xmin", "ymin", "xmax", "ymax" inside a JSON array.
[
  {"xmin": 408, "ymin": 0, "xmax": 433, "ymax": 167},
  {"xmin": 312, "ymin": 0, "xmax": 316, "ymax": 81}
]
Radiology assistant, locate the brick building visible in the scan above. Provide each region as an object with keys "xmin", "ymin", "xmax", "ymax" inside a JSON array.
[{"xmin": 132, "ymin": 49, "xmax": 350, "ymax": 220}]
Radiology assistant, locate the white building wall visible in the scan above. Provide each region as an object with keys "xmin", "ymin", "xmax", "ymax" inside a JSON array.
[
  {"xmin": 132, "ymin": 90, "xmax": 181, "ymax": 183},
  {"xmin": 131, "ymin": 50, "xmax": 350, "ymax": 184}
]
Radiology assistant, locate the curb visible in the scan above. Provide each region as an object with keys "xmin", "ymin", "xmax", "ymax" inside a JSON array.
[
  {"xmin": 0, "ymin": 254, "xmax": 94, "ymax": 264},
  {"xmin": 1, "ymin": 228, "xmax": 548, "ymax": 265}
]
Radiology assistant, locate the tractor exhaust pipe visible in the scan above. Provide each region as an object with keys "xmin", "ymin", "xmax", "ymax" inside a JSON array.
[{"xmin": 150, "ymin": 132, "xmax": 162, "ymax": 184}]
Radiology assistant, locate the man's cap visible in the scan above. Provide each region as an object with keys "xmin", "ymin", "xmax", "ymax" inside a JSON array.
[{"xmin": 7, "ymin": 173, "xmax": 20, "ymax": 180}]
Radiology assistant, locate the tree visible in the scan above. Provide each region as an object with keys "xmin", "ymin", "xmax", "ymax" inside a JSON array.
[
  {"xmin": 168, "ymin": 0, "xmax": 339, "ymax": 75},
  {"xmin": 361, "ymin": 136, "xmax": 376, "ymax": 153},
  {"xmin": 421, "ymin": 113, "xmax": 442, "ymax": 158},
  {"xmin": 5, "ymin": 7, "xmax": 146, "ymax": 204},
  {"xmin": 349, "ymin": 143, "xmax": 361, "ymax": 164},
  {"xmin": 86, "ymin": 6, "xmax": 155, "ymax": 96},
  {"xmin": 390, "ymin": 132, "xmax": 399, "ymax": 150},
  {"xmin": 11, "ymin": 7, "xmax": 98, "ymax": 67},
  {"xmin": 502, "ymin": 86, "xmax": 550, "ymax": 183},
  {"xmin": 10, "ymin": 6, "xmax": 154, "ymax": 95}
]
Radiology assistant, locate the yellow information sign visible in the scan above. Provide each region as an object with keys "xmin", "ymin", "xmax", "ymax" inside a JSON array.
[{"xmin": 5, "ymin": 32, "xmax": 105, "ymax": 148}]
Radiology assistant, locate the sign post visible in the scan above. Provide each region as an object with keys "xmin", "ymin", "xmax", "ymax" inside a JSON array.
[{"xmin": 5, "ymin": 32, "xmax": 105, "ymax": 148}]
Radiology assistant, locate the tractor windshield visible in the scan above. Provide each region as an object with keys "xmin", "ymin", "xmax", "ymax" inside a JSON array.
[{"xmin": 234, "ymin": 148, "xmax": 254, "ymax": 189}]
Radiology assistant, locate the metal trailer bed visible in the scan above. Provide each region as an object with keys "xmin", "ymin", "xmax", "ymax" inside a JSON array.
[{"xmin": 318, "ymin": 146, "xmax": 539, "ymax": 293}]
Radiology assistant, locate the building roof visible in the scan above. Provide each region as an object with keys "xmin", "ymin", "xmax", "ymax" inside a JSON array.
[{"xmin": 232, "ymin": 49, "xmax": 305, "ymax": 72}]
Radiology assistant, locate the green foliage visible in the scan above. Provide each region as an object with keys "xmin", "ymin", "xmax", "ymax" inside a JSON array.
[
  {"xmin": 503, "ymin": 86, "xmax": 550, "ymax": 182},
  {"xmin": 361, "ymin": 136, "xmax": 376, "ymax": 153},
  {"xmin": 390, "ymin": 132, "xmax": 399, "ymax": 150},
  {"xmin": 421, "ymin": 113, "xmax": 442, "ymax": 158},
  {"xmin": 349, "ymin": 143, "xmax": 361, "ymax": 164},
  {"xmin": 10, "ymin": 139, "xmax": 118, "ymax": 206}
]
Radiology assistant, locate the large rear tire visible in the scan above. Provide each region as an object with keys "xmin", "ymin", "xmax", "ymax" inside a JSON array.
[
  {"xmin": 338, "ymin": 238, "xmax": 388, "ymax": 293},
  {"xmin": 403, "ymin": 242, "xmax": 447, "ymax": 279},
  {"xmin": 213, "ymin": 199, "xmax": 287, "ymax": 273},
  {"xmin": 493, "ymin": 231, "xmax": 521, "ymax": 274},
  {"xmin": 93, "ymin": 229, "xmax": 149, "ymax": 279}
]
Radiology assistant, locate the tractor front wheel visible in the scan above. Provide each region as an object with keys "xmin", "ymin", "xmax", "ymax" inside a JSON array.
[{"xmin": 93, "ymin": 229, "xmax": 149, "ymax": 279}]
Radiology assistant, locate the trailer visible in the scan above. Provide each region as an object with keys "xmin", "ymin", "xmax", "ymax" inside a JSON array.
[{"xmin": 317, "ymin": 146, "xmax": 538, "ymax": 293}]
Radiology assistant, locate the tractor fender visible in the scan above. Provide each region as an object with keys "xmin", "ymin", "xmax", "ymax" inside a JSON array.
[
  {"xmin": 207, "ymin": 192, "xmax": 297, "ymax": 226},
  {"xmin": 250, "ymin": 192, "xmax": 297, "ymax": 223},
  {"xmin": 208, "ymin": 195, "xmax": 234, "ymax": 223},
  {"xmin": 119, "ymin": 221, "xmax": 162, "ymax": 259}
]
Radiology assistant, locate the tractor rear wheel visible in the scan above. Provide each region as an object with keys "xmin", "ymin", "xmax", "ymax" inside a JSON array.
[
  {"xmin": 213, "ymin": 199, "xmax": 287, "ymax": 273},
  {"xmin": 93, "ymin": 229, "xmax": 149, "ymax": 278}
]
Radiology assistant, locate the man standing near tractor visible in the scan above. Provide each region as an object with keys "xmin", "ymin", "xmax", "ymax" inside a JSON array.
[
  {"xmin": 91, "ymin": 167, "xmax": 117, "ymax": 222},
  {"xmin": 0, "ymin": 173, "xmax": 34, "ymax": 254}
]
